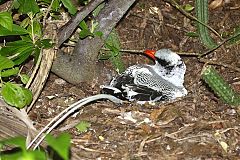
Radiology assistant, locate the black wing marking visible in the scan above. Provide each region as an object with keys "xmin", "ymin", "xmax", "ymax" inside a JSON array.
[
  {"xmin": 122, "ymin": 84, "xmax": 170, "ymax": 101},
  {"xmin": 101, "ymin": 74, "xmax": 134, "ymax": 100},
  {"xmin": 101, "ymin": 74, "xmax": 171, "ymax": 101},
  {"xmin": 101, "ymin": 86, "xmax": 127, "ymax": 100}
]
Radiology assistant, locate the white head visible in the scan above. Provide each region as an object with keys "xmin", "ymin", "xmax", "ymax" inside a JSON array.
[{"xmin": 144, "ymin": 49, "xmax": 186, "ymax": 87}]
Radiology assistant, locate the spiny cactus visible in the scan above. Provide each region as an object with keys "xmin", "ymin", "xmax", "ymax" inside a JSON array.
[{"xmin": 202, "ymin": 66, "xmax": 240, "ymax": 106}]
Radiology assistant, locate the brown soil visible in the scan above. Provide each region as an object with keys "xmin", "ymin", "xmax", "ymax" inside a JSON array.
[{"xmin": 29, "ymin": 0, "xmax": 240, "ymax": 159}]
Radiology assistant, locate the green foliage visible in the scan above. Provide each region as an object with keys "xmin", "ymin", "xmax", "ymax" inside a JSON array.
[
  {"xmin": 0, "ymin": 24, "xmax": 28, "ymax": 36},
  {"xmin": 185, "ymin": 31, "xmax": 199, "ymax": 37},
  {"xmin": 0, "ymin": 12, "xmax": 13, "ymax": 31},
  {"xmin": 102, "ymin": 29, "xmax": 125, "ymax": 73},
  {"xmin": 51, "ymin": 0, "xmax": 61, "ymax": 12},
  {"xmin": 0, "ymin": 136, "xmax": 46, "ymax": 160},
  {"xmin": 0, "ymin": 55, "xmax": 15, "ymax": 70},
  {"xmin": 1, "ymin": 67, "xmax": 19, "ymax": 78},
  {"xmin": 77, "ymin": 2, "xmax": 125, "ymax": 73},
  {"xmin": 183, "ymin": 4, "xmax": 194, "ymax": 12},
  {"xmin": 45, "ymin": 133, "xmax": 71, "ymax": 160},
  {"xmin": 1, "ymin": 82, "xmax": 32, "ymax": 108},
  {"xmin": 0, "ymin": 0, "xmax": 54, "ymax": 109},
  {"xmin": 20, "ymin": 74, "xmax": 30, "ymax": 84},
  {"xmin": 92, "ymin": 2, "xmax": 105, "ymax": 17},
  {"xmin": 202, "ymin": 66, "xmax": 240, "ymax": 106},
  {"xmin": 61, "ymin": 0, "xmax": 77, "ymax": 15},
  {"xmin": 79, "ymin": 20, "xmax": 94, "ymax": 38},
  {"xmin": 79, "ymin": 20, "xmax": 102, "ymax": 39},
  {"xmin": 195, "ymin": 0, "xmax": 217, "ymax": 49},
  {"xmin": 227, "ymin": 27, "xmax": 240, "ymax": 45},
  {"xmin": 0, "ymin": 133, "xmax": 71, "ymax": 160},
  {"xmin": 17, "ymin": 0, "xmax": 40, "ymax": 14},
  {"xmin": 75, "ymin": 120, "xmax": 91, "ymax": 133}
]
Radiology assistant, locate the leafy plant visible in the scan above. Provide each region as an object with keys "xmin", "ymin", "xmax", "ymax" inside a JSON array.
[
  {"xmin": 79, "ymin": 20, "xmax": 102, "ymax": 39},
  {"xmin": 0, "ymin": 0, "xmax": 69, "ymax": 108},
  {"xmin": 105, "ymin": 30, "xmax": 125, "ymax": 73},
  {"xmin": 0, "ymin": 0, "xmax": 79, "ymax": 109},
  {"xmin": 77, "ymin": 1, "xmax": 125, "ymax": 73},
  {"xmin": 75, "ymin": 120, "xmax": 91, "ymax": 133},
  {"xmin": 46, "ymin": 133, "xmax": 71, "ymax": 160},
  {"xmin": 0, "ymin": 133, "xmax": 71, "ymax": 160},
  {"xmin": 61, "ymin": 0, "xmax": 77, "ymax": 15},
  {"xmin": 183, "ymin": 4, "xmax": 194, "ymax": 12},
  {"xmin": 99, "ymin": 29, "xmax": 125, "ymax": 73},
  {"xmin": 202, "ymin": 66, "xmax": 240, "ymax": 106},
  {"xmin": 227, "ymin": 27, "xmax": 240, "ymax": 45}
]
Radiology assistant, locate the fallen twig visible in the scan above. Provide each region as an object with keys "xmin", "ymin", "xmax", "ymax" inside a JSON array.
[{"xmin": 199, "ymin": 59, "xmax": 240, "ymax": 73}]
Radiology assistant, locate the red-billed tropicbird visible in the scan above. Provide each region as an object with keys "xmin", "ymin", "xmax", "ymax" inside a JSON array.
[{"xmin": 101, "ymin": 49, "xmax": 187, "ymax": 104}]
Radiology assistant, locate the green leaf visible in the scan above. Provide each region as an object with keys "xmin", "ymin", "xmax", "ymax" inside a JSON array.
[
  {"xmin": 12, "ymin": 0, "xmax": 20, "ymax": 9},
  {"xmin": 0, "ymin": 40, "xmax": 34, "ymax": 64},
  {"xmin": 94, "ymin": 31, "xmax": 103, "ymax": 37},
  {"xmin": 1, "ymin": 136, "xmax": 26, "ymax": 151},
  {"xmin": 110, "ymin": 55, "xmax": 125, "ymax": 73},
  {"xmin": 227, "ymin": 27, "xmax": 240, "ymax": 45},
  {"xmin": 52, "ymin": 0, "xmax": 60, "ymax": 11},
  {"xmin": 79, "ymin": 20, "xmax": 88, "ymax": 30},
  {"xmin": 1, "ymin": 152, "xmax": 24, "ymax": 160},
  {"xmin": 105, "ymin": 29, "xmax": 121, "ymax": 50},
  {"xmin": 61, "ymin": 0, "xmax": 77, "ymax": 15},
  {"xmin": 33, "ymin": 20, "xmax": 42, "ymax": 37},
  {"xmin": 79, "ymin": 21, "xmax": 94, "ymax": 38},
  {"xmin": 20, "ymin": 74, "xmax": 30, "ymax": 84},
  {"xmin": 75, "ymin": 121, "xmax": 91, "ymax": 133},
  {"xmin": 36, "ymin": 39, "xmax": 53, "ymax": 48},
  {"xmin": 0, "ymin": 12, "xmax": 13, "ymax": 31},
  {"xmin": 104, "ymin": 29, "xmax": 125, "ymax": 73},
  {"xmin": 0, "ymin": 55, "xmax": 15, "ymax": 70},
  {"xmin": 18, "ymin": 0, "xmax": 40, "ymax": 14},
  {"xmin": 79, "ymin": 29, "xmax": 93, "ymax": 39},
  {"xmin": 183, "ymin": 4, "xmax": 194, "ymax": 12},
  {"xmin": 92, "ymin": 2, "xmax": 105, "ymax": 17},
  {"xmin": 0, "ymin": 24, "xmax": 28, "ymax": 36},
  {"xmin": 20, "ymin": 17, "xmax": 30, "ymax": 28},
  {"xmin": 1, "ymin": 150, "xmax": 46, "ymax": 160},
  {"xmin": 185, "ymin": 32, "xmax": 199, "ymax": 37},
  {"xmin": 1, "ymin": 67, "xmax": 19, "ymax": 77},
  {"xmin": 1, "ymin": 82, "xmax": 32, "ymax": 108},
  {"xmin": 22, "ymin": 88, "xmax": 32, "ymax": 105},
  {"xmin": 46, "ymin": 133, "xmax": 71, "ymax": 160},
  {"xmin": 12, "ymin": 47, "xmax": 34, "ymax": 65},
  {"xmin": 105, "ymin": 43, "xmax": 119, "ymax": 56},
  {"xmin": 27, "ymin": 20, "xmax": 42, "ymax": 38},
  {"xmin": 0, "ymin": 40, "xmax": 33, "ymax": 57},
  {"xmin": 20, "ymin": 35, "xmax": 33, "ymax": 42}
]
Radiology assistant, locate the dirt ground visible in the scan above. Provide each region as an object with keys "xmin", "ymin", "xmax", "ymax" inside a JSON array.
[{"xmin": 28, "ymin": 0, "xmax": 240, "ymax": 159}]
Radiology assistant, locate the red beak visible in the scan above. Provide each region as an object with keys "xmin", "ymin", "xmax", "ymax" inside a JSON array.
[{"xmin": 144, "ymin": 50, "xmax": 156, "ymax": 60}]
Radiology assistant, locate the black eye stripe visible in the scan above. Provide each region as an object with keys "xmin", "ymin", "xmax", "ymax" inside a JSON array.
[{"xmin": 157, "ymin": 58, "xmax": 171, "ymax": 66}]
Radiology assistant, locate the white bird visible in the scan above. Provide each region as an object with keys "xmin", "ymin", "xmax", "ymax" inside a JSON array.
[{"xmin": 101, "ymin": 49, "xmax": 187, "ymax": 104}]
